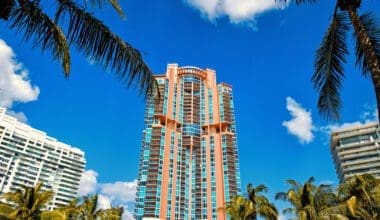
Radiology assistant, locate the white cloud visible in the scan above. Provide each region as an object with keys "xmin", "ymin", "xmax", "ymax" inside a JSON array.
[
  {"xmin": 6, "ymin": 110, "xmax": 28, "ymax": 123},
  {"xmin": 184, "ymin": 0, "xmax": 288, "ymax": 28},
  {"xmin": 282, "ymin": 97, "xmax": 314, "ymax": 144},
  {"xmin": 0, "ymin": 39, "xmax": 40, "ymax": 108},
  {"xmin": 360, "ymin": 104, "xmax": 378, "ymax": 123},
  {"xmin": 319, "ymin": 104, "xmax": 378, "ymax": 136},
  {"xmin": 319, "ymin": 121, "xmax": 365, "ymax": 135},
  {"xmin": 0, "ymin": 39, "xmax": 40, "ymax": 122},
  {"xmin": 78, "ymin": 170, "xmax": 137, "ymax": 220},
  {"xmin": 78, "ymin": 170, "xmax": 98, "ymax": 196},
  {"xmin": 97, "ymin": 194, "xmax": 112, "ymax": 210},
  {"xmin": 278, "ymin": 214, "xmax": 288, "ymax": 220},
  {"xmin": 100, "ymin": 180, "xmax": 137, "ymax": 203},
  {"xmin": 122, "ymin": 206, "xmax": 135, "ymax": 220}
]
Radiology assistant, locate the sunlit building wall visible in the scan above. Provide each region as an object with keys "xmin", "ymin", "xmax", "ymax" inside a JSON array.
[
  {"xmin": 135, "ymin": 64, "xmax": 241, "ymax": 220},
  {"xmin": 0, "ymin": 108, "xmax": 85, "ymax": 209},
  {"xmin": 330, "ymin": 123, "xmax": 380, "ymax": 182}
]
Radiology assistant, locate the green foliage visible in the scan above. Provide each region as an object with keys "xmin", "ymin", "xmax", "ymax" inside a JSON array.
[
  {"xmin": 222, "ymin": 183, "xmax": 278, "ymax": 220},
  {"xmin": 312, "ymin": 11, "xmax": 350, "ymax": 120},
  {"xmin": 0, "ymin": 182, "xmax": 54, "ymax": 220},
  {"xmin": 276, "ymin": 174, "xmax": 380, "ymax": 220},
  {"xmin": 283, "ymin": 0, "xmax": 380, "ymax": 121},
  {"xmin": 0, "ymin": 0, "xmax": 158, "ymax": 97},
  {"xmin": 354, "ymin": 13, "xmax": 380, "ymax": 77},
  {"xmin": 0, "ymin": 183, "xmax": 123, "ymax": 220}
]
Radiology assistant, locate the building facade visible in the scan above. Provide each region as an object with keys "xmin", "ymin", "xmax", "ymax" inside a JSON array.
[
  {"xmin": 0, "ymin": 108, "xmax": 85, "ymax": 209},
  {"xmin": 135, "ymin": 64, "xmax": 241, "ymax": 220},
  {"xmin": 330, "ymin": 122, "xmax": 380, "ymax": 183}
]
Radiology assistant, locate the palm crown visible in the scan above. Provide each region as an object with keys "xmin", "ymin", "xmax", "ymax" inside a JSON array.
[
  {"xmin": 282, "ymin": 0, "xmax": 380, "ymax": 121},
  {"xmin": 0, "ymin": 182, "xmax": 54, "ymax": 219},
  {"xmin": 223, "ymin": 183, "xmax": 278, "ymax": 220},
  {"xmin": 0, "ymin": 0, "xmax": 158, "ymax": 97}
]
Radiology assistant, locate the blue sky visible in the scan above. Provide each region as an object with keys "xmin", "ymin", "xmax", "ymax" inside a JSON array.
[{"xmin": 0, "ymin": 0, "xmax": 379, "ymax": 218}]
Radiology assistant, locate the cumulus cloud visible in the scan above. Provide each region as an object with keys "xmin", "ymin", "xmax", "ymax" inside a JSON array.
[
  {"xmin": 6, "ymin": 110, "xmax": 28, "ymax": 123},
  {"xmin": 278, "ymin": 214, "xmax": 288, "ymax": 220},
  {"xmin": 122, "ymin": 208, "xmax": 135, "ymax": 220},
  {"xmin": 78, "ymin": 170, "xmax": 98, "ymax": 196},
  {"xmin": 100, "ymin": 180, "xmax": 138, "ymax": 203},
  {"xmin": 97, "ymin": 194, "xmax": 112, "ymax": 209},
  {"xmin": 282, "ymin": 97, "xmax": 314, "ymax": 144},
  {"xmin": 184, "ymin": 0, "xmax": 288, "ymax": 28},
  {"xmin": 0, "ymin": 39, "xmax": 40, "ymax": 108},
  {"xmin": 360, "ymin": 104, "xmax": 378, "ymax": 123},
  {"xmin": 0, "ymin": 39, "xmax": 40, "ymax": 122},
  {"xmin": 319, "ymin": 104, "xmax": 378, "ymax": 135},
  {"xmin": 77, "ymin": 170, "xmax": 137, "ymax": 220}
]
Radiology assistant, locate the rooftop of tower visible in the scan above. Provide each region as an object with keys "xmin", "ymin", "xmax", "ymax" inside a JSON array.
[{"xmin": 155, "ymin": 63, "xmax": 233, "ymax": 88}]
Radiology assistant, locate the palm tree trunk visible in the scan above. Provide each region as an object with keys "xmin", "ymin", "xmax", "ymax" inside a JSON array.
[{"xmin": 348, "ymin": 9, "xmax": 380, "ymax": 122}]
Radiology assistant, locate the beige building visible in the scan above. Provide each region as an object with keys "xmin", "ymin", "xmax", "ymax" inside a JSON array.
[
  {"xmin": 135, "ymin": 64, "xmax": 241, "ymax": 220},
  {"xmin": 330, "ymin": 122, "xmax": 380, "ymax": 182},
  {"xmin": 0, "ymin": 108, "xmax": 85, "ymax": 209}
]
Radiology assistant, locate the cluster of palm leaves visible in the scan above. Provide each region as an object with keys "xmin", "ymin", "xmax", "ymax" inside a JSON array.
[
  {"xmin": 222, "ymin": 183, "xmax": 278, "ymax": 220},
  {"xmin": 276, "ymin": 174, "xmax": 380, "ymax": 220},
  {"xmin": 0, "ymin": 0, "xmax": 158, "ymax": 97},
  {"xmin": 0, "ymin": 183, "xmax": 123, "ymax": 220},
  {"xmin": 223, "ymin": 174, "xmax": 380, "ymax": 220},
  {"xmin": 281, "ymin": 0, "xmax": 380, "ymax": 121}
]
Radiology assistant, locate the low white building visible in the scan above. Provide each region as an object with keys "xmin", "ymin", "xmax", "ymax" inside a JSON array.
[
  {"xmin": 330, "ymin": 122, "xmax": 380, "ymax": 182},
  {"xmin": 0, "ymin": 108, "xmax": 86, "ymax": 209}
]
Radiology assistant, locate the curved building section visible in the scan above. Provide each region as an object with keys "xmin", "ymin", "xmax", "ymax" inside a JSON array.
[{"xmin": 135, "ymin": 64, "xmax": 241, "ymax": 220}]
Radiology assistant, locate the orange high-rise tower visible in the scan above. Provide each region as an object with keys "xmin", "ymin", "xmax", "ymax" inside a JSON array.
[{"xmin": 135, "ymin": 64, "xmax": 241, "ymax": 220}]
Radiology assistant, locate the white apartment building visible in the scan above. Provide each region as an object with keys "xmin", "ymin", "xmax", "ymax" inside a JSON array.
[
  {"xmin": 0, "ymin": 108, "xmax": 85, "ymax": 209},
  {"xmin": 330, "ymin": 122, "xmax": 380, "ymax": 183}
]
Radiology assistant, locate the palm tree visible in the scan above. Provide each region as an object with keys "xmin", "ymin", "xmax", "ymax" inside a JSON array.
[
  {"xmin": 223, "ymin": 195, "xmax": 254, "ymax": 220},
  {"xmin": 0, "ymin": 201, "xmax": 13, "ymax": 219},
  {"xmin": 222, "ymin": 184, "xmax": 278, "ymax": 220},
  {"xmin": 79, "ymin": 194, "xmax": 122, "ymax": 220},
  {"xmin": 336, "ymin": 174, "xmax": 380, "ymax": 219},
  {"xmin": 246, "ymin": 184, "xmax": 278, "ymax": 220},
  {"xmin": 0, "ymin": 0, "xmax": 158, "ymax": 97},
  {"xmin": 276, "ymin": 177, "xmax": 339, "ymax": 220},
  {"xmin": 0, "ymin": 182, "xmax": 54, "ymax": 219},
  {"xmin": 283, "ymin": 0, "xmax": 380, "ymax": 121},
  {"xmin": 41, "ymin": 198, "xmax": 82, "ymax": 220}
]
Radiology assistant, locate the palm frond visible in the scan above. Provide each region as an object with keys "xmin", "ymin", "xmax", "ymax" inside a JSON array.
[
  {"xmin": 255, "ymin": 184, "xmax": 268, "ymax": 194},
  {"xmin": 346, "ymin": 196, "xmax": 357, "ymax": 217},
  {"xmin": 85, "ymin": 0, "xmax": 125, "ymax": 18},
  {"xmin": 8, "ymin": 0, "xmax": 70, "ymax": 76},
  {"xmin": 307, "ymin": 177, "xmax": 316, "ymax": 183},
  {"xmin": 275, "ymin": 192, "xmax": 288, "ymax": 201},
  {"xmin": 285, "ymin": 179, "xmax": 301, "ymax": 189},
  {"xmin": 32, "ymin": 191, "xmax": 54, "ymax": 211},
  {"xmin": 0, "ymin": 202, "xmax": 13, "ymax": 216},
  {"xmin": 40, "ymin": 210, "xmax": 65, "ymax": 220},
  {"xmin": 0, "ymin": 0, "xmax": 15, "ymax": 20},
  {"xmin": 55, "ymin": 0, "xmax": 157, "ymax": 97},
  {"xmin": 312, "ymin": 11, "xmax": 350, "ymax": 120},
  {"xmin": 314, "ymin": 185, "xmax": 338, "ymax": 212},
  {"xmin": 282, "ymin": 207, "xmax": 294, "ymax": 215},
  {"xmin": 354, "ymin": 12, "xmax": 380, "ymax": 76},
  {"xmin": 257, "ymin": 203, "xmax": 278, "ymax": 220}
]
